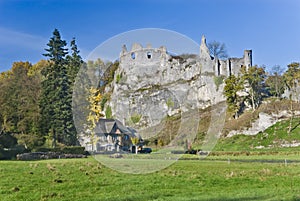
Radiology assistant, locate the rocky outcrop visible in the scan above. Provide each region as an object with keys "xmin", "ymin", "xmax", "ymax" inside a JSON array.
[
  {"xmin": 227, "ymin": 110, "xmax": 300, "ymax": 137},
  {"xmin": 110, "ymin": 49, "xmax": 225, "ymax": 130}
]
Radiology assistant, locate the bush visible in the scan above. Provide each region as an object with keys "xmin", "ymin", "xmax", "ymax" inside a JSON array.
[
  {"xmin": 214, "ymin": 75, "xmax": 225, "ymax": 91},
  {"xmin": 61, "ymin": 146, "xmax": 85, "ymax": 154},
  {"xmin": 131, "ymin": 113, "xmax": 142, "ymax": 124},
  {"xmin": 116, "ymin": 73, "xmax": 122, "ymax": 84},
  {"xmin": 33, "ymin": 147, "xmax": 60, "ymax": 153},
  {"xmin": 105, "ymin": 106, "xmax": 112, "ymax": 119},
  {"xmin": 16, "ymin": 134, "xmax": 45, "ymax": 151},
  {"xmin": 0, "ymin": 133, "xmax": 17, "ymax": 148},
  {"xmin": 33, "ymin": 146, "xmax": 86, "ymax": 155},
  {"xmin": 0, "ymin": 145, "xmax": 26, "ymax": 160}
]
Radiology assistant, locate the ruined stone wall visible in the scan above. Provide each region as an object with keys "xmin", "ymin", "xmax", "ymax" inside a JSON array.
[
  {"xmin": 229, "ymin": 57, "xmax": 245, "ymax": 75},
  {"xmin": 120, "ymin": 43, "xmax": 169, "ymax": 70},
  {"xmin": 119, "ymin": 36, "xmax": 252, "ymax": 78},
  {"xmin": 199, "ymin": 35, "xmax": 252, "ymax": 77}
]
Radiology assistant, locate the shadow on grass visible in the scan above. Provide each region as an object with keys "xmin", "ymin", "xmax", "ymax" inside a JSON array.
[
  {"xmin": 103, "ymin": 195, "xmax": 272, "ymax": 201},
  {"xmin": 200, "ymin": 196, "xmax": 269, "ymax": 201}
]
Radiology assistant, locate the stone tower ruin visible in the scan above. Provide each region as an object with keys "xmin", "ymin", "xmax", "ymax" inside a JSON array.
[{"xmin": 119, "ymin": 35, "xmax": 252, "ymax": 78}]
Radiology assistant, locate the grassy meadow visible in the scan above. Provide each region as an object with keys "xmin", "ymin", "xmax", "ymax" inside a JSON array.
[
  {"xmin": 1, "ymin": 156, "xmax": 300, "ymax": 201},
  {"xmin": 2, "ymin": 100, "xmax": 300, "ymax": 200}
]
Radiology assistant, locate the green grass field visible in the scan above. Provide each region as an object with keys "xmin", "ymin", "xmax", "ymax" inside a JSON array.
[
  {"xmin": 1, "ymin": 156, "xmax": 300, "ymax": 201},
  {"xmin": 3, "ymin": 106, "xmax": 300, "ymax": 200}
]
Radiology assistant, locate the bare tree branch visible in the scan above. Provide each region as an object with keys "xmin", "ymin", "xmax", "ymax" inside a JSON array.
[{"xmin": 207, "ymin": 40, "xmax": 228, "ymax": 59}]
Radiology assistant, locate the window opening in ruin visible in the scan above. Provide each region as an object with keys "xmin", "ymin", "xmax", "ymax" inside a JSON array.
[
  {"xmin": 131, "ymin": 52, "xmax": 135, "ymax": 59},
  {"xmin": 147, "ymin": 52, "xmax": 152, "ymax": 59},
  {"xmin": 217, "ymin": 60, "xmax": 220, "ymax": 76}
]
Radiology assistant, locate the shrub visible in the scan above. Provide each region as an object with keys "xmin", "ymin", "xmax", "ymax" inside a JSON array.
[
  {"xmin": 214, "ymin": 75, "xmax": 225, "ymax": 91},
  {"xmin": 61, "ymin": 146, "xmax": 85, "ymax": 155},
  {"xmin": 105, "ymin": 106, "xmax": 112, "ymax": 118},
  {"xmin": 100, "ymin": 93, "xmax": 111, "ymax": 110},
  {"xmin": 33, "ymin": 146, "xmax": 86, "ymax": 155},
  {"xmin": 131, "ymin": 113, "xmax": 142, "ymax": 124},
  {"xmin": 116, "ymin": 73, "xmax": 122, "ymax": 84},
  {"xmin": 0, "ymin": 145, "xmax": 26, "ymax": 160},
  {"xmin": 166, "ymin": 98, "xmax": 174, "ymax": 109}
]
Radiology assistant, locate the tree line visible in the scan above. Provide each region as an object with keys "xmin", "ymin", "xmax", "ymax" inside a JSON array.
[
  {"xmin": 208, "ymin": 40, "xmax": 300, "ymax": 123},
  {"xmin": 223, "ymin": 62, "xmax": 300, "ymax": 121},
  {"xmin": 0, "ymin": 29, "xmax": 84, "ymax": 152},
  {"xmin": 0, "ymin": 29, "xmax": 120, "ymax": 155}
]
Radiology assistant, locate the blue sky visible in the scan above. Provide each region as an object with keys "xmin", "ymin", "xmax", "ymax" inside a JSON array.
[{"xmin": 0, "ymin": 0, "xmax": 299, "ymax": 72}]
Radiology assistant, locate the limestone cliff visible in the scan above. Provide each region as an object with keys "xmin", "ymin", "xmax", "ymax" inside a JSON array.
[{"xmin": 105, "ymin": 36, "xmax": 251, "ymax": 133}]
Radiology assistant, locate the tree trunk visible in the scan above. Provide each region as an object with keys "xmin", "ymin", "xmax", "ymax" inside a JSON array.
[
  {"xmin": 251, "ymin": 90, "xmax": 255, "ymax": 110},
  {"xmin": 288, "ymin": 98, "xmax": 293, "ymax": 135},
  {"xmin": 52, "ymin": 127, "xmax": 56, "ymax": 148},
  {"xmin": 234, "ymin": 111, "xmax": 238, "ymax": 119}
]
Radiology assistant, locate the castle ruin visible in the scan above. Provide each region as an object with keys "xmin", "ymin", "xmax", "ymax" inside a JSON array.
[
  {"xmin": 119, "ymin": 35, "xmax": 252, "ymax": 77},
  {"xmin": 110, "ymin": 35, "xmax": 253, "ymax": 129}
]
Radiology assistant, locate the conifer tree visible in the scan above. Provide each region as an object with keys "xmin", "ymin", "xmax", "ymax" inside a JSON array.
[
  {"xmin": 67, "ymin": 38, "xmax": 82, "ymax": 85},
  {"xmin": 40, "ymin": 29, "xmax": 78, "ymax": 147}
]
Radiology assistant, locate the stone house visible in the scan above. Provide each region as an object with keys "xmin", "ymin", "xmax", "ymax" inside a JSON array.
[{"xmin": 94, "ymin": 119, "xmax": 138, "ymax": 152}]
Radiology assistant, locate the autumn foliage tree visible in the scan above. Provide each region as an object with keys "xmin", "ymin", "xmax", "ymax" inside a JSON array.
[
  {"xmin": 240, "ymin": 65, "xmax": 266, "ymax": 110},
  {"xmin": 224, "ymin": 75, "xmax": 243, "ymax": 119},
  {"xmin": 265, "ymin": 65, "xmax": 285, "ymax": 98},
  {"xmin": 86, "ymin": 87, "xmax": 104, "ymax": 151},
  {"xmin": 283, "ymin": 62, "xmax": 300, "ymax": 134}
]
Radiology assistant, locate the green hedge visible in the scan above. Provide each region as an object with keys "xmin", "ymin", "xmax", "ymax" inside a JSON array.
[
  {"xmin": 33, "ymin": 146, "xmax": 86, "ymax": 155},
  {"xmin": 60, "ymin": 146, "xmax": 85, "ymax": 154}
]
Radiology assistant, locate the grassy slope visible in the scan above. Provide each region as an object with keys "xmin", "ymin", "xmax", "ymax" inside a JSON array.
[
  {"xmin": 1, "ymin": 158, "xmax": 300, "ymax": 201},
  {"xmin": 214, "ymin": 117, "xmax": 300, "ymax": 152},
  {"xmin": 190, "ymin": 99, "xmax": 300, "ymax": 152}
]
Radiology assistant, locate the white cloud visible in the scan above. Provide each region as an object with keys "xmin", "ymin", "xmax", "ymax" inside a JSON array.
[{"xmin": 0, "ymin": 27, "xmax": 47, "ymax": 50}]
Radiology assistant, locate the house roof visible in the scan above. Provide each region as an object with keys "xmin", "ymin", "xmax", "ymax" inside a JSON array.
[{"xmin": 95, "ymin": 119, "xmax": 136, "ymax": 138}]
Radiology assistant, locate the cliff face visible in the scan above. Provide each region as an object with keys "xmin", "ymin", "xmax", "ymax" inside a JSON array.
[
  {"xmin": 108, "ymin": 41, "xmax": 225, "ymax": 131},
  {"xmin": 104, "ymin": 36, "xmax": 252, "ymax": 134}
]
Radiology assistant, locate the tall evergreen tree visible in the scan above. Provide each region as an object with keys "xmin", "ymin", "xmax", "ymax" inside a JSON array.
[
  {"xmin": 40, "ymin": 29, "xmax": 78, "ymax": 146},
  {"xmin": 65, "ymin": 37, "xmax": 82, "ymax": 145},
  {"xmin": 67, "ymin": 37, "xmax": 82, "ymax": 85}
]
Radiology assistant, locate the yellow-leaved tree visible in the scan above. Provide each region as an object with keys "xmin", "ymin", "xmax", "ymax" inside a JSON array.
[
  {"xmin": 130, "ymin": 137, "xmax": 140, "ymax": 154},
  {"xmin": 87, "ymin": 87, "xmax": 104, "ymax": 151}
]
